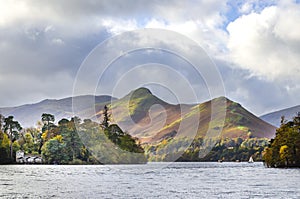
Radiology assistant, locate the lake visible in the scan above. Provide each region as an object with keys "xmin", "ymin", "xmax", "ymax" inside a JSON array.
[{"xmin": 1, "ymin": 162, "xmax": 300, "ymax": 198}]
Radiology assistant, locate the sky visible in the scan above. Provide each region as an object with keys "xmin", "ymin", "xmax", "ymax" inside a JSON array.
[{"xmin": 0, "ymin": 0, "xmax": 299, "ymax": 116}]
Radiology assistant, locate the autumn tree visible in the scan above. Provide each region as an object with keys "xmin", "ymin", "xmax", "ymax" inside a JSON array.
[
  {"xmin": 100, "ymin": 106, "xmax": 145, "ymax": 158},
  {"xmin": 0, "ymin": 114, "xmax": 10, "ymax": 163},
  {"xmin": 0, "ymin": 131, "xmax": 10, "ymax": 163},
  {"xmin": 41, "ymin": 135, "xmax": 69, "ymax": 164},
  {"xmin": 40, "ymin": 113, "xmax": 56, "ymax": 154},
  {"xmin": 263, "ymin": 113, "xmax": 300, "ymax": 167},
  {"xmin": 3, "ymin": 116, "xmax": 22, "ymax": 159}
]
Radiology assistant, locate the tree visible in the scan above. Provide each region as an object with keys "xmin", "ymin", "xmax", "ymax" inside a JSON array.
[
  {"xmin": 58, "ymin": 118, "xmax": 83, "ymax": 162},
  {"xmin": 0, "ymin": 114, "xmax": 4, "ymax": 131},
  {"xmin": 41, "ymin": 113, "xmax": 55, "ymax": 136},
  {"xmin": 263, "ymin": 113, "xmax": 300, "ymax": 167},
  {"xmin": 101, "ymin": 105, "xmax": 110, "ymax": 129},
  {"xmin": 41, "ymin": 135, "xmax": 69, "ymax": 164},
  {"xmin": 21, "ymin": 132, "xmax": 35, "ymax": 154},
  {"xmin": 25, "ymin": 127, "xmax": 42, "ymax": 154},
  {"xmin": 58, "ymin": 118, "xmax": 69, "ymax": 126},
  {"xmin": 279, "ymin": 145, "xmax": 290, "ymax": 166},
  {"xmin": 0, "ymin": 132, "xmax": 10, "ymax": 163},
  {"xmin": 40, "ymin": 113, "xmax": 56, "ymax": 154},
  {"xmin": 71, "ymin": 116, "xmax": 81, "ymax": 125},
  {"xmin": 0, "ymin": 114, "xmax": 9, "ymax": 163},
  {"xmin": 3, "ymin": 116, "xmax": 22, "ymax": 159},
  {"xmin": 79, "ymin": 106, "xmax": 146, "ymax": 164},
  {"xmin": 41, "ymin": 113, "xmax": 55, "ymax": 126}
]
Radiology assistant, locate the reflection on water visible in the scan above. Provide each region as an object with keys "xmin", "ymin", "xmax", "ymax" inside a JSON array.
[{"xmin": 0, "ymin": 162, "xmax": 300, "ymax": 198}]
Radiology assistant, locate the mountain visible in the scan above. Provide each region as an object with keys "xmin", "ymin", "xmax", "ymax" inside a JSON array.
[
  {"xmin": 260, "ymin": 105, "xmax": 300, "ymax": 127},
  {"xmin": 0, "ymin": 88, "xmax": 276, "ymax": 142},
  {"xmin": 0, "ymin": 95, "xmax": 115, "ymax": 127},
  {"xmin": 97, "ymin": 88, "xmax": 276, "ymax": 143}
]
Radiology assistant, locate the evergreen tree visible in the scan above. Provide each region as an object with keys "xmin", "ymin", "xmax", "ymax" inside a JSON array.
[
  {"xmin": 101, "ymin": 105, "xmax": 110, "ymax": 129},
  {"xmin": 58, "ymin": 118, "xmax": 82, "ymax": 162},
  {"xmin": 41, "ymin": 113, "xmax": 55, "ymax": 134},
  {"xmin": 41, "ymin": 135, "xmax": 69, "ymax": 164},
  {"xmin": 40, "ymin": 113, "xmax": 56, "ymax": 154},
  {"xmin": 3, "ymin": 116, "xmax": 22, "ymax": 159}
]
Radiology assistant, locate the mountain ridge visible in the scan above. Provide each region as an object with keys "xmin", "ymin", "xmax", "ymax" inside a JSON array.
[
  {"xmin": 260, "ymin": 105, "xmax": 300, "ymax": 127},
  {"xmin": 0, "ymin": 95, "xmax": 116, "ymax": 127},
  {"xmin": 99, "ymin": 88, "xmax": 276, "ymax": 143},
  {"xmin": 0, "ymin": 88, "xmax": 276, "ymax": 143}
]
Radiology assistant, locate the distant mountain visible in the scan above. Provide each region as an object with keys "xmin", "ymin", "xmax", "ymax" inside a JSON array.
[
  {"xmin": 98, "ymin": 88, "xmax": 276, "ymax": 143},
  {"xmin": 0, "ymin": 95, "xmax": 115, "ymax": 127},
  {"xmin": 260, "ymin": 105, "xmax": 300, "ymax": 127},
  {"xmin": 0, "ymin": 88, "xmax": 276, "ymax": 142}
]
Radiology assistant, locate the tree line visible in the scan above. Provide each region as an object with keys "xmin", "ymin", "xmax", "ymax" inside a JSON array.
[
  {"xmin": 0, "ymin": 105, "xmax": 146, "ymax": 164},
  {"xmin": 144, "ymin": 134, "xmax": 269, "ymax": 162},
  {"xmin": 3, "ymin": 107, "xmax": 299, "ymax": 166},
  {"xmin": 0, "ymin": 114, "xmax": 22, "ymax": 163},
  {"xmin": 263, "ymin": 113, "xmax": 300, "ymax": 168}
]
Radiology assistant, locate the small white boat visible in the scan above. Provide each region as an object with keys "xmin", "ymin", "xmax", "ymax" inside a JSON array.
[{"xmin": 248, "ymin": 156, "xmax": 254, "ymax": 163}]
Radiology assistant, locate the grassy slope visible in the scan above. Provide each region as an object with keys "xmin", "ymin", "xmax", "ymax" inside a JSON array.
[
  {"xmin": 0, "ymin": 87, "xmax": 276, "ymax": 142},
  {"xmin": 102, "ymin": 88, "xmax": 276, "ymax": 144}
]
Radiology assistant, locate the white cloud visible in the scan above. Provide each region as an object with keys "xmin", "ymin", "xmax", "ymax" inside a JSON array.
[
  {"xmin": 51, "ymin": 38, "xmax": 65, "ymax": 45},
  {"xmin": 102, "ymin": 19, "xmax": 138, "ymax": 35},
  {"xmin": 237, "ymin": 0, "xmax": 279, "ymax": 14},
  {"xmin": 239, "ymin": 2, "xmax": 254, "ymax": 14},
  {"xmin": 44, "ymin": 25, "xmax": 54, "ymax": 33},
  {"xmin": 0, "ymin": 1, "xmax": 29, "ymax": 26},
  {"xmin": 0, "ymin": 0, "xmax": 299, "ymax": 115},
  {"xmin": 226, "ymin": 1, "xmax": 300, "ymax": 83},
  {"xmin": 97, "ymin": 1, "xmax": 228, "ymax": 56}
]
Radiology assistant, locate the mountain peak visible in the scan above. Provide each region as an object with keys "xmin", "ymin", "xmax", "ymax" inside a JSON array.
[
  {"xmin": 125, "ymin": 87, "xmax": 153, "ymax": 100},
  {"xmin": 133, "ymin": 87, "xmax": 152, "ymax": 95}
]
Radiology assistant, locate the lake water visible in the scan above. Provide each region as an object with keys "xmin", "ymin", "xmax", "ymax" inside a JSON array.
[{"xmin": 0, "ymin": 162, "xmax": 300, "ymax": 198}]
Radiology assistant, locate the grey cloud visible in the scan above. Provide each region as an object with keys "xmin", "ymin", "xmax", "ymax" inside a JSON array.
[
  {"xmin": 28, "ymin": 0, "xmax": 224, "ymax": 22},
  {"xmin": 216, "ymin": 60, "xmax": 299, "ymax": 115},
  {"xmin": 0, "ymin": 22, "xmax": 109, "ymax": 107},
  {"xmin": 0, "ymin": 0, "xmax": 299, "ymax": 117}
]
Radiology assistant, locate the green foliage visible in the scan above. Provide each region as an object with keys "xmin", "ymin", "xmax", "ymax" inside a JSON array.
[
  {"xmin": 101, "ymin": 105, "xmax": 110, "ymax": 129},
  {"xmin": 41, "ymin": 113, "xmax": 55, "ymax": 126},
  {"xmin": 58, "ymin": 118, "xmax": 85, "ymax": 162},
  {"xmin": 0, "ymin": 113, "xmax": 109, "ymax": 164},
  {"xmin": 144, "ymin": 136, "xmax": 269, "ymax": 162},
  {"xmin": 1, "ymin": 132, "xmax": 10, "ymax": 148},
  {"xmin": 40, "ymin": 117, "xmax": 93, "ymax": 164},
  {"xmin": 26, "ymin": 128, "xmax": 42, "ymax": 154},
  {"xmin": 78, "ymin": 119, "xmax": 146, "ymax": 164},
  {"xmin": 41, "ymin": 113, "xmax": 57, "ymax": 140},
  {"xmin": 12, "ymin": 141, "xmax": 20, "ymax": 153},
  {"xmin": 42, "ymin": 135, "xmax": 69, "ymax": 164},
  {"xmin": 37, "ymin": 108, "xmax": 146, "ymax": 164},
  {"xmin": 3, "ymin": 116, "xmax": 22, "ymax": 159},
  {"xmin": 100, "ymin": 106, "xmax": 146, "ymax": 163},
  {"xmin": 21, "ymin": 132, "xmax": 34, "ymax": 154},
  {"xmin": 0, "ymin": 132, "xmax": 10, "ymax": 163},
  {"xmin": 263, "ymin": 113, "xmax": 300, "ymax": 168}
]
